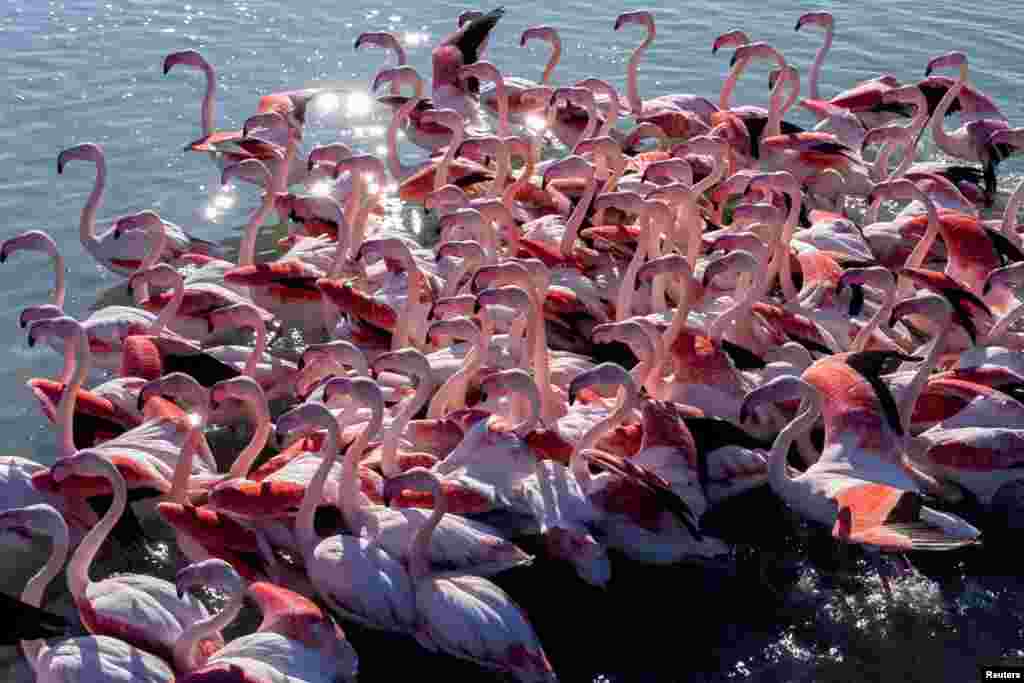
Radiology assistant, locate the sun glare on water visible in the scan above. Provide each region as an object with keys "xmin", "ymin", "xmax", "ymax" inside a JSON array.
[{"xmin": 345, "ymin": 92, "xmax": 373, "ymax": 118}]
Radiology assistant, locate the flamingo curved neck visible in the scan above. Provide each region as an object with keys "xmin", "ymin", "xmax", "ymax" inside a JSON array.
[
  {"xmin": 239, "ymin": 192, "xmax": 274, "ymax": 268},
  {"xmin": 20, "ymin": 509, "xmax": 70, "ymax": 671},
  {"xmin": 428, "ymin": 329, "xmax": 483, "ymax": 418},
  {"xmin": 242, "ymin": 322, "xmax": 266, "ymax": 378},
  {"xmin": 719, "ymin": 57, "xmax": 749, "ymax": 110},
  {"xmin": 174, "ymin": 575, "xmax": 244, "ymax": 673},
  {"xmin": 57, "ymin": 335, "xmax": 91, "ymax": 458},
  {"xmin": 928, "ymin": 73, "xmax": 965, "ymax": 155},
  {"xmin": 409, "ymin": 476, "xmax": 446, "ymax": 581},
  {"xmin": 1001, "ymin": 179, "xmax": 1024, "ymax": 239},
  {"xmin": 616, "ymin": 214, "xmax": 653, "ymax": 321},
  {"xmin": 526, "ymin": 284, "xmax": 558, "ymax": 424},
  {"xmin": 491, "ymin": 78, "xmax": 510, "ymax": 137},
  {"xmin": 710, "ymin": 262, "xmax": 769, "ymax": 343},
  {"xmin": 228, "ymin": 397, "xmax": 272, "ymax": 478},
  {"xmin": 67, "ymin": 461, "xmax": 127, "ymax": 603},
  {"xmin": 382, "ymin": 372, "xmax": 435, "ymax": 476},
  {"xmin": 625, "ymin": 25, "xmax": 654, "ymax": 116},
  {"xmin": 79, "ymin": 156, "xmax": 106, "ymax": 254},
  {"xmin": 133, "ymin": 222, "xmax": 169, "ymax": 304},
  {"xmin": 899, "ymin": 192, "xmax": 939, "ymax": 295},
  {"xmin": 295, "ymin": 420, "xmax": 340, "ymax": 559},
  {"xmin": 986, "ymin": 301, "xmax": 1024, "ymax": 345},
  {"xmin": 808, "ymin": 27, "xmax": 833, "ymax": 101},
  {"xmin": 559, "ymin": 174, "xmax": 599, "ymax": 257},
  {"xmin": 571, "ymin": 378, "xmax": 637, "ymax": 488},
  {"xmin": 169, "ymin": 422, "xmax": 204, "ymax": 504},
  {"xmin": 435, "ymin": 126, "xmax": 464, "ymax": 191},
  {"xmin": 151, "ymin": 273, "xmax": 184, "ymax": 336},
  {"xmin": 899, "ymin": 312, "xmax": 951, "ymax": 435},
  {"xmin": 541, "ymin": 41, "xmax": 561, "ymax": 84},
  {"xmin": 768, "ymin": 392, "xmax": 820, "ymax": 504},
  {"xmin": 52, "ymin": 251, "xmax": 66, "ymax": 309},
  {"xmin": 776, "ymin": 190, "xmax": 801, "ymax": 302},
  {"xmin": 388, "ymin": 101, "xmax": 420, "ymax": 182},
  {"xmin": 851, "ymin": 281, "xmax": 896, "ymax": 352},
  {"xmin": 199, "ymin": 60, "xmax": 217, "ymax": 138},
  {"xmin": 340, "ymin": 402, "xmax": 383, "ymax": 536}
]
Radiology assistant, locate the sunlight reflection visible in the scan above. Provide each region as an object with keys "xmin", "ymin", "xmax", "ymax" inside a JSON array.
[
  {"xmin": 346, "ymin": 92, "xmax": 373, "ymax": 118},
  {"xmin": 317, "ymin": 92, "xmax": 341, "ymax": 113},
  {"xmin": 310, "ymin": 180, "xmax": 333, "ymax": 197},
  {"xmin": 403, "ymin": 32, "xmax": 428, "ymax": 47},
  {"xmin": 204, "ymin": 205, "xmax": 219, "ymax": 220},
  {"xmin": 524, "ymin": 114, "xmax": 547, "ymax": 132}
]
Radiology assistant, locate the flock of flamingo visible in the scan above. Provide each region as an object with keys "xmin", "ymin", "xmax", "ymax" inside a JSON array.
[{"xmin": 4, "ymin": 5, "xmax": 1024, "ymax": 681}]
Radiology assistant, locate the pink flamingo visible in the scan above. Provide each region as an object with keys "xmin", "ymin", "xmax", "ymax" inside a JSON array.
[
  {"xmin": 56, "ymin": 143, "xmax": 216, "ymax": 274},
  {"xmin": 431, "ymin": 8, "xmax": 505, "ymax": 117},
  {"xmin": 383, "ymin": 467, "xmax": 557, "ymax": 681},
  {"xmin": 51, "ymin": 449, "xmax": 224, "ymax": 667},
  {"xmin": 355, "ymin": 31, "xmax": 407, "ymax": 94},
  {"xmin": 480, "ymin": 26, "xmax": 562, "ymax": 123},
  {"xmin": 0, "ymin": 503, "xmax": 176, "ymax": 682},
  {"xmin": 174, "ymin": 559, "xmax": 359, "ymax": 681}
]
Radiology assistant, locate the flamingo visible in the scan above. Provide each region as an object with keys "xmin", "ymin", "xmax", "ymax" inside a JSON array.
[
  {"xmin": 0, "ymin": 504, "xmax": 176, "ymax": 682},
  {"xmin": 383, "ymin": 467, "xmax": 557, "ymax": 681},
  {"xmin": 480, "ymin": 26, "xmax": 562, "ymax": 124},
  {"xmin": 56, "ymin": 143, "xmax": 216, "ymax": 275},
  {"xmin": 740, "ymin": 368, "xmax": 981, "ymax": 557},
  {"xmin": 51, "ymin": 449, "xmax": 224, "ymax": 667},
  {"xmin": 431, "ymin": 7, "xmax": 505, "ymax": 117},
  {"xmin": 174, "ymin": 559, "xmax": 359, "ymax": 681}
]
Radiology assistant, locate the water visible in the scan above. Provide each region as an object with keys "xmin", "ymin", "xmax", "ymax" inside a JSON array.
[{"xmin": 2, "ymin": 1, "xmax": 1024, "ymax": 680}]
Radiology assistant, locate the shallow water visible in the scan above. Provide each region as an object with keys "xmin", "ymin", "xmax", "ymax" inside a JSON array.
[{"xmin": 2, "ymin": 1, "xmax": 1024, "ymax": 681}]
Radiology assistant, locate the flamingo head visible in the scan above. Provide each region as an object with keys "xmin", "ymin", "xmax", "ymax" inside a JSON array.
[
  {"xmin": 427, "ymin": 316, "xmax": 480, "ymax": 347},
  {"xmin": 866, "ymin": 179, "xmax": 922, "ymax": 208},
  {"xmin": 372, "ymin": 348, "xmax": 433, "ymax": 389},
  {"xmin": 702, "ymin": 249, "xmax": 758, "ymax": 289},
  {"xmin": 0, "ymin": 230, "xmax": 58, "ymax": 263},
  {"xmin": 475, "ymin": 285, "xmax": 531, "ymax": 318},
  {"xmin": 438, "ymin": 208, "xmax": 486, "ymax": 241},
  {"xmin": 637, "ymin": 253, "xmax": 693, "ymax": 285},
  {"xmin": 984, "ymin": 262, "xmax": 1024, "ymax": 296},
  {"xmin": 50, "ymin": 449, "xmax": 118, "ymax": 486},
  {"xmin": 478, "ymin": 368, "xmax": 537, "ymax": 405},
  {"xmin": 275, "ymin": 401, "xmax": 335, "ymax": 447},
  {"xmin": 541, "ymin": 154, "xmax": 595, "ymax": 190},
  {"xmin": 568, "ymin": 362, "xmax": 634, "ymax": 406},
  {"xmin": 432, "ymin": 294, "xmax": 477, "ymax": 319},
  {"xmin": 356, "ymin": 237, "xmax": 413, "ymax": 271},
  {"xmin": 740, "ymin": 375, "xmax": 813, "ymax": 424},
  {"xmin": 732, "ymin": 202, "xmax": 785, "ymax": 229},
  {"xmin": 176, "ymin": 558, "xmax": 243, "ymax": 600},
  {"xmin": 162, "ymin": 49, "xmax": 210, "ymax": 75},
  {"xmin": 544, "ymin": 527, "xmax": 611, "ymax": 588},
  {"xmin": 381, "ymin": 466, "xmax": 441, "ymax": 508},
  {"xmin": 307, "ymin": 143, "xmax": 354, "ymax": 172},
  {"xmin": 838, "ymin": 266, "xmax": 894, "ymax": 316},
  {"xmin": 128, "ymin": 263, "xmax": 180, "ymax": 296},
  {"xmin": 592, "ymin": 320, "xmax": 654, "ymax": 360},
  {"xmin": 890, "ymin": 292, "xmax": 954, "ymax": 331},
  {"xmin": 56, "ymin": 143, "xmax": 103, "ymax": 174},
  {"xmin": 712, "ymin": 30, "xmax": 751, "ymax": 54},
  {"xmin": 243, "ymin": 110, "xmax": 297, "ymax": 142},
  {"xmin": 299, "ymin": 340, "xmax": 368, "ymax": 375},
  {"xmin": 456, "ymin": 135, "xmax": 504, "ymax": 166},
  {"xmin": 707, "ymin": 231, "xmax": 768, "ymax": 260},
  {"xmin": 222, "ymin": 158, "xmax": 274, "ymax": 190},
  {"xmin": 425, "ymin": 185, "xmax": 470, "ymax": 212},
  {"xmin": 882, "ymin": 84, "xmax": 927, "ymax": 112},
  {"xmin": 550, "ymin": 86, "xmax": 596, "ymax": 119},
  {"xmin": 623, "ymin": 121, "xmax": 669, "ymax": 153},
  {"xmin": 573, "ymin": 135, "xmax": 622, "ymax": 166},
  {"xmin": 20, "ymin": 305, "xmax": 63, "ymax": 331},
  {"xmin": 372, "ymin": 65, "xmax": 424, "ymax": 99},
  {"xmin": 925, "ymin": 52, "xmax": 968, "ymax": 81},
  {"xmin": 210, "ymin": 376, "xmax": 266, "ymax": 414},
  {"xmin": 436, "ymin": 240, "xmax": 485, "ymax": 270},
  {"xmin": 730, "ymin": 42, "xmax": 784, "ymax": 69},
  {"xmin": 642, "ymin": 159, "xmax": 693, "ymax": 186},
  {"xmin": 138, "ymin": 372, "xmax": 209, "ymax": 417},
  {"xmin": 420, "ymin": 108, "xmax": 464, "ymax": 135},
  {"xmin": 471, "ymin": 260, "xmax": 531, "ymax": 293},
  {"xmin": 321, "ymin": 375, "xmax": 383, "ymax": 417},
  {"xmin": 0, "ymin": 504, "xmax": 67, "ymax": 544},
  {"xmin": 860, "ymin": 124, "xmax": 912, "ymax": 156},
  {"xmin": 520, "ymin": 25, "xmax": 560, "ymax": 49},
  {"xmin": 26, "ymin": 315, "xmax": 81, "ymax": 349},
  {"xmin": 206, "ymin": 302, "xmax": 267, "ymax": 337},
  {"xmin": 988, "ymin": 128, "xmax": 1024, "ymax": 160},
  {"xmin": 613, "ymin": 10, "xmax": 654, "ymax": 33},
  {"xmin": 748, "ymin": 170, "xmax": 800, "ymax": 200},
  {"xmin": 113, "ymin": 210, "xmax": 163, "ymax": 239},
  {"xmin": 354, "ymin": 31, "xmax": 402, "ymax": 54},
  {"xmin": 593, "ymin": 190, "xmax": 646, "ymax": 216},
  {"xmin": 795, "ymin": 11, "xmax": 833, "ymax": 32}
]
